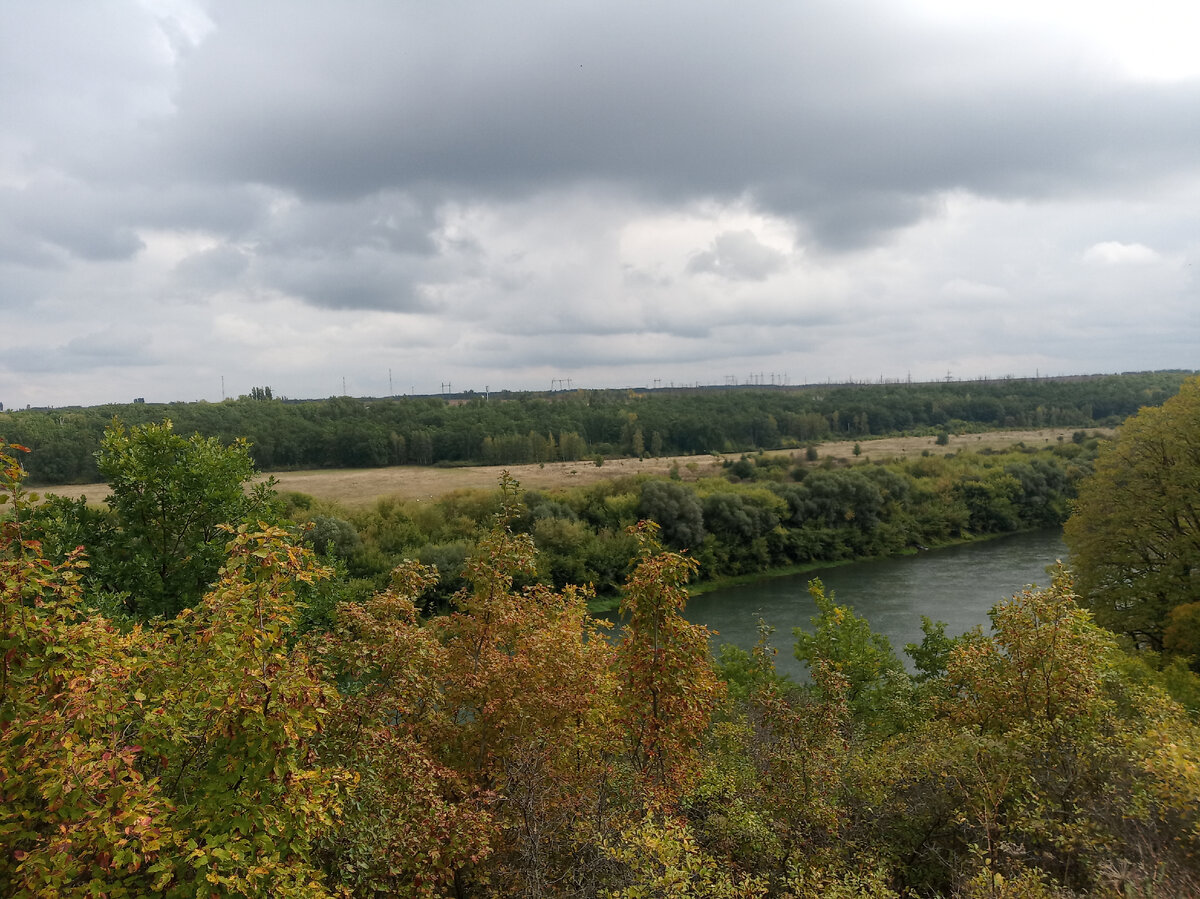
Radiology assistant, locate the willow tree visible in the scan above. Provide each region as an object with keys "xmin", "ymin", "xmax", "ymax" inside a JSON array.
[{"xmin": 1064, "ymin": 376, "xmax": 1200, "ymax": 652}]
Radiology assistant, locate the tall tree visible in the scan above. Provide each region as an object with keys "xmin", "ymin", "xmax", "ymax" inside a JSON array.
[
  {"xmin": 98, "ymin": 420, "xmax": 275, "ymax": 617},
  {"xmin": 1064, "ymin": 376, "xmax": 1200, "ymax": 652},
  {"xmin": 433, "ymin": 477, "xmax": 620, "ymax": 894},
  {"xmin": 615, "ymin": 522, "xmax": 722, "ymax": 797}
]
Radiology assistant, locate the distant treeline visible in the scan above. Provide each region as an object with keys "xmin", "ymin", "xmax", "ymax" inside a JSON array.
[{"xmin": 4, "ymin": 370, "xmax": 1191, "ymax": 484}]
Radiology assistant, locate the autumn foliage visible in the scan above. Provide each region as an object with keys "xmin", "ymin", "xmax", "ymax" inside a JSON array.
[
  {"xmin": 1, "ymin": 443, "xmax": 345, "ymax": 895},
  {"xmin": 5, "ymin": 433, "xmax": 1200, "ymax": 897}
]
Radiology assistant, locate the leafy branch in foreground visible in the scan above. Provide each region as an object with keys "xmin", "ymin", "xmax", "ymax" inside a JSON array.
[{"xmin": 2, "ymin": 441, "xmax": 347, "ymax": 896}]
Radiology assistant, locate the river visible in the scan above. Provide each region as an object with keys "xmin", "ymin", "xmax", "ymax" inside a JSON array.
[{"xmin": 684, "ymin": 529, "xmax": 1068, "ymax": 681}]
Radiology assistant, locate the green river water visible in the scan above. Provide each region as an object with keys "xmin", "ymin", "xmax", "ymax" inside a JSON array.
[{"xmin": 684, "ymin": 529, "xmax": 1068, "ymax": 681}]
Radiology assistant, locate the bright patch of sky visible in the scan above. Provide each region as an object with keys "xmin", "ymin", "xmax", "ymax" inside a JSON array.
[{"xmin": 908, "ymin": 0, "xmax": 1200, "ymax": 81}]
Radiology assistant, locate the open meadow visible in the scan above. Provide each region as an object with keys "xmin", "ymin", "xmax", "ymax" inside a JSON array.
[{"xmin": 42, "ymin": 427, "xmax": 1106, "ymax": 508}]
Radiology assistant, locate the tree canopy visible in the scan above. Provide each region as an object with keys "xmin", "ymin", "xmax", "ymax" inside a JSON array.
[
  {"xmin": 1065, "ymin": 376, "xmax": 1200, "ymax": 654},
  {"xmin": 18, "ymin": 420, "xmax": 279, "ymax": 619}
]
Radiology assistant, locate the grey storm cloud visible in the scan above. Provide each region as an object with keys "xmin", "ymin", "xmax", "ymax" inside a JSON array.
[
  {"xmin": 11, "ymin": 1, "xmax": 1200, "ymax": 261},
  {"xmin": 258, "ymin": 250, "xmax": 432, "ymax": 312},
  {"xmin": 688, "ymin": 231, "xmax": 790, "ymax": 281},
  {"xmin": 252, "ymin": 194, "xmax": 438, "ymax": 257},
  {"xmin": 1, "ymin": 183, "xmax": 144, "ymax": 263},
  {"xmin": 2, "ymin": 0, "xmax": 1199, "ymax": 406},
  {"xmin": 3, "ymin": 330, "xmax": 155, "ymax": 376},
  {"xmin": 490, "ymin": 307, "xmax": 715, "ymax": 341},
  {"xmin": 0, "ymin": 178, "xmax": 265, "ymax": 267},
  {"xmin": 64, "ymin": 329, "xmax": 156, "ymax": 363},
  {"xmin": 152, "ymin": 2, "xmax": 1200, "ymax": 245},
  {"xmin": 173, "ymin": 244, "xmax": 250, "ymax": 290},
  {"xmin": 473, "ymin": 321, "xmax": 826, "ymax": 373}
]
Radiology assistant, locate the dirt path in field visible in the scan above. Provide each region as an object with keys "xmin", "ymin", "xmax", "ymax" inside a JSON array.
[{"xmin": 36, "ymin": 427, "xmax": 1106, "ymax": 510}]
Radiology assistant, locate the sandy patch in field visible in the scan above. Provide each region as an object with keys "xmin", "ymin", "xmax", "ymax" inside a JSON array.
[{"xmin": 35, "ymin": 427, "xmax": 1108, "ymax": 509}]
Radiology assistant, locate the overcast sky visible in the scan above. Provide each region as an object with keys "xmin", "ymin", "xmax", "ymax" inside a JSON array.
[{"xmin": 3, "ymin": 1, "xmax": 1198, "ymax": 407}]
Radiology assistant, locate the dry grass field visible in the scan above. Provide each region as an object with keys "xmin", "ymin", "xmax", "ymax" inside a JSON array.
[{"xmin": 41, "ymin": 427, "xmax": 1107, "ymax": 509}]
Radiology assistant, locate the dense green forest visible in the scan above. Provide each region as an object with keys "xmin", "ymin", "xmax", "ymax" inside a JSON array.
[
  {"xmin": 302, "ymin": 436, "xmax": 1097, "ymax": 611},
  {"xmin": 2, "ymin": 370, "xmax": 1192, "ymax": 484},
  {"xmin": 4, "ymin": 378, "xmax": 1200, "ymax": 896}
]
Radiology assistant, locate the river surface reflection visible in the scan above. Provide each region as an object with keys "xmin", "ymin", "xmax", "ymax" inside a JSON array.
[{"xmin": 682, "ymin": 529, "xmax": 1068, "ymax": 681}]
